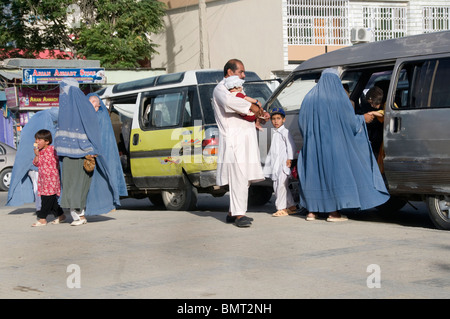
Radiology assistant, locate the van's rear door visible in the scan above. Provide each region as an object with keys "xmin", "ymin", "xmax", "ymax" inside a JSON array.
[{"xmin": 384, "ymin": 54, "xmax": 450, "ymax": 195}]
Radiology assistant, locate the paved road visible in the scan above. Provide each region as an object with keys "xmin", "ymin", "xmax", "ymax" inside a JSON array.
[{"xmin": 0, "ymin": 191, "xmax": 449, "ymax": 301}]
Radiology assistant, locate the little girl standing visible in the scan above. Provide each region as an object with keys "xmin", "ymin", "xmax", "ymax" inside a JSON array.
[{"xmin": 31, "ymin": 129, "xmax": 65, "ymax": 227}]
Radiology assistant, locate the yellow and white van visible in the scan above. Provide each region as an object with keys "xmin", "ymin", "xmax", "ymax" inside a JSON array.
[{"xmin": 100, "ymin": 70, "xmax": 274, "ymax": 210}]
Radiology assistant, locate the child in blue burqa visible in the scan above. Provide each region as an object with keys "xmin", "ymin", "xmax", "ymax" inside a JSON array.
[{"xmin": 297, "ymin": 68, "xmax": 389, "ymax": 222}]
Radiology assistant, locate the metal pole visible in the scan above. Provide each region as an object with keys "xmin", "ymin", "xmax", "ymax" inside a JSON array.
[{"xmin": 198, "ymin": 0, "xmax": 210, "ymax": 69}]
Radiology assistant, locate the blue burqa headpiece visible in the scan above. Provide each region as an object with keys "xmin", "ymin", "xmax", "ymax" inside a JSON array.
[
  {"xmin": 54, "ymin": 78, "xmax": 101, "ymax": 157},
  {"xmin": 297, "ymin": 68, "xmax": 389, "ymax": 212}
]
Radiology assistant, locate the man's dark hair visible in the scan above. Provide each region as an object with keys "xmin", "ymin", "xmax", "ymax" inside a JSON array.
[
  {"xmin": 35, "ymin": 129, "xmax": 53, "ymax": 144},
  {"xmin": 223, "ymin": 59, "xmax": 243, "ymax": 77}
]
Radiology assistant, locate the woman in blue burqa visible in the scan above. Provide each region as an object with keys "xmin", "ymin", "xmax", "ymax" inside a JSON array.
[
  {"xmin": 297, "ymin": 68, "xmax": 389, "ymax": 222},
  {"xmin": 7, "ymin": 78, "xmax": 127, "ymax": 224},
  {"xmin": 7, "ymin": 108, "xmax": 59, "ymax": 210}
]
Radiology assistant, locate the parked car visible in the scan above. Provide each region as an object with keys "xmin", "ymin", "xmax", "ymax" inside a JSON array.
[
  {"xmin": 0, "ymin": 142, "xmax": 16, "ymax": 191},
  {"xmin": 99, "ymin": 69, "xmax": 276, "ymax": 210},
  {"xmin": 263, "ymin": 30, "xmax": 450, "ymax": 230}
]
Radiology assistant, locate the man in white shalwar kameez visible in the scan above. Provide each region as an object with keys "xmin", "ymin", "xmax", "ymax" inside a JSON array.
[
  {"xmin": 212, "ymin": 59, "xmax": 265, "ymax": 227},
  {"xmin": 263, "ymin": 107, "xmax": 297, "ymax": 217}
]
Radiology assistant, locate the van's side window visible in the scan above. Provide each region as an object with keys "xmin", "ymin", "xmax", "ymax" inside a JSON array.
[
  {"xmin": 141, "ymin": 92, "xmax": 185, "ymax": 129},
  {"xmin": 154, "ymin": 92, "xmax": 183, "ymax": 127},
  {"xmin": 183, "ymin": 98, "xmax": 192, "ymax": 126},
  {"xmin": 395, "ymin": 58, "xmax": 450, "ymax": 109}
]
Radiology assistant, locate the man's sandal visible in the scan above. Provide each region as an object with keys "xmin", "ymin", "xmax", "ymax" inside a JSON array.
[{"xmin": 286, "ymin": 206, "xmax": 297, "ymax": 214}]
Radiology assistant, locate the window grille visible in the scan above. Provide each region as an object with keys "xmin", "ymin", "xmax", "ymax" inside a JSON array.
[
  {"xmin": 423, "ymin": 6, "xmax": 450, "ymax": 33},
  {"xmin": 286, "ymin": 0, "xmax": 349, "ymax": 45},
  {"xmin": 363, "ymin": 6, "xmax": 407, "ymax": 41}
]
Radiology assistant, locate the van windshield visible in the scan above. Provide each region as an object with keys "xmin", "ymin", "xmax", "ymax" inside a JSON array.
[{"xmin": 267, "ymin": 73, "xmax": 320, "ymax": 111}]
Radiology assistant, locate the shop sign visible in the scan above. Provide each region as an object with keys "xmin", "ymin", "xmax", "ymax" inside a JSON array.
[
  {"xmin": 5, "ymin": 87, "xmax": 18, "ymax": 108},
  {"xmin": 22, "ymin": 68, "xmax": 106, "ymax": 84},
  {"xmin": 18, "ymin": 86, "xmax": 60, "ymax": 108}
]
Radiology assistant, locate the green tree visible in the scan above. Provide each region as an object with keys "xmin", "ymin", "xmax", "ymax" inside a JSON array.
[{"xmin": 0, "ymin": 0, "xmax": 166, "ymax": 68}]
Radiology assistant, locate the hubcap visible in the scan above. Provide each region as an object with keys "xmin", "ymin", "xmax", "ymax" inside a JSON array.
[
  {"xmin": 437, "ymin": 198, "xmax": 450, "ymax": 221},
  {"xmin": 3, "ymin": 172, "xmax": 11, "ymax": 188}
]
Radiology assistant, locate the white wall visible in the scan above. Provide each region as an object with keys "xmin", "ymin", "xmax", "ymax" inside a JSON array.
[{"xmin": 151, "ymin": 0, "xmax": 285, "ymax": 79}]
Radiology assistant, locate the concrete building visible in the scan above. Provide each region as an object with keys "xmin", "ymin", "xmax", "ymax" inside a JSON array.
[{"xmin": 153, "ymin": 0, "xmax": 450, "ymax": 79}]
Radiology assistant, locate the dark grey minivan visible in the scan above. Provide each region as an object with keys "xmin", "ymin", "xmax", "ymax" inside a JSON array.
[{"xmin": 264, "ymin": 30, "xmax": 450, "ymax": 230}]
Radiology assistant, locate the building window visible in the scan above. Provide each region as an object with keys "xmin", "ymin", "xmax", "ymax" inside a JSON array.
[
  {"xmin": 423, "ymin": 6, "xmax": 450, "ymax": 33},
  {"xmin": 363, "ymin": 6, "xmax": 407, "ymax": 41},
  {"xmin": 287, "ymin": 0, "xmax": 349, "ymax": 45}
]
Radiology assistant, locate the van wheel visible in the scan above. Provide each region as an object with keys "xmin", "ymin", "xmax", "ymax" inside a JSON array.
[
  {"xmin": 148, "ymin": 194, "xmax": 164, "ymax": 207},
  {"xmin": 376, "ymin": 196, "xmax": 407, "ymax": 215},
  {"xmin": 426, "ymin": 196, "xmax": 450, "ymax": 230},
  {"xmin": 161, "ymin": 179, "xmax": 198, "ymax": 211},
  {"xmin": 248, "ymin": 186, "xmax": 273, "ymax": 207}
]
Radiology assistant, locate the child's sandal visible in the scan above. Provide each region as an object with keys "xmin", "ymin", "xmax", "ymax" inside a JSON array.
[
  {"xmin": 50, "ymin": 216, "xmax": 66, "ymax": 224},
  {"xmin": 272, "ymin": 209, "xmax": 289, "ymax": 217},
  {"xmin": 32, "ymin": 221, "xmax": 47, "ymax": 227}
]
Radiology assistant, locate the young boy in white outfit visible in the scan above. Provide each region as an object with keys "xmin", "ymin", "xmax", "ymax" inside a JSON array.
[{"xmin": 263, "ymin": 107, "xmax": 297, "ymax": 217}]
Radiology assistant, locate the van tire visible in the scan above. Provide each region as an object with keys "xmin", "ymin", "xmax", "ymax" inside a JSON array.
[
  {"xmin": 161, "ymin": 178, "xmax": 198, "ymax": 211},
  {"xmin": 248, "ymin": 186, "xmax": 273, "ymax": 207},
  {"xmin": 376, "ymin": 196, "xmax": 407, "ymax": 215},
  {"xmin": 426, "ymin": 196, "xmax": 450, "ymax": 230},
  {"xmin": 148, "ymin": 194, "xmax": 164, "ymax": 207}
]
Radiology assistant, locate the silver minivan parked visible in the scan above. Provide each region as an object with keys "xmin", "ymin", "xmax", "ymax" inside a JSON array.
[{"xmin": 264, "ymin": 30, "xmax": 450, "ymax": 230}]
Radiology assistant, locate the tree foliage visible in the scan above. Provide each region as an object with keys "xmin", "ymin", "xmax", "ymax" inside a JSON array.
[{"xmin": 0, "ymin": 0, "xmax": 166, "ymax": 68}]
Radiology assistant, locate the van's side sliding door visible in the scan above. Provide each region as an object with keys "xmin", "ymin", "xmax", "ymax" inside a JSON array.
[{"xmin": 384, "ymin": 54, "xmax": 450, "ymax": 195}]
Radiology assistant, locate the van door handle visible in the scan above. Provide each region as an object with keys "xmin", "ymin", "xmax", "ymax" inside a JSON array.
[
  {"xmin": 390, "ymin": 117, "xmax": 401, "ymax": 133},
  {"xmin": 132, "ymin": 133, "xmax": 139, "ymax": 145}
]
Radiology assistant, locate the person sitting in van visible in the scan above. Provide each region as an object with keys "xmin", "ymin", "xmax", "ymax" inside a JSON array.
[
  {"xmin": 364, "ymin": 86, "xmax": 385, "ymax": 162},
  {"xmin": 365, "ymin": 85, "xmax": 398, "ymax": 174},
  {"xmin": 343, "ymin": 83, "xmax": 355, "ymax": 109},
  {"xmin": 366, "ymin": 86, "xmax": 385, "ymax": 121},
  {"xmin": 224, "ymin": 75, "xmax": 269, "ymax": 131}
]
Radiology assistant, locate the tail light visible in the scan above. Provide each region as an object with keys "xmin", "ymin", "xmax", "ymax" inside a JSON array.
[
  {"xmin": 202, "ymin": 126, "xmax": 219, "ymax": 156},
  {"xmin": 202, "ymin": 137, "xmax": 218, "ymax": 156}
]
